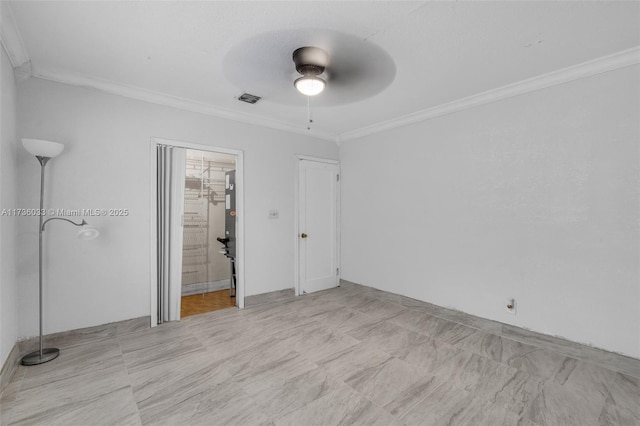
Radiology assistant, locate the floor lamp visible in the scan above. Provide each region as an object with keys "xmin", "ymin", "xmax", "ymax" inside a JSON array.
[{"xmin": 21, "ymin": 139, "xmax": 100, "ymax": 366}]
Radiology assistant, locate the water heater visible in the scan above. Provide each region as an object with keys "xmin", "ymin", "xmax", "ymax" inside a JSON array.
[{"xmin": 225, "ymin": 170, "xmax": 236, "ymax": 259}]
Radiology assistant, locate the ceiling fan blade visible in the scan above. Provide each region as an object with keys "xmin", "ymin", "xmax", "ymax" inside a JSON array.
[{"xmin": 223, "ymin": 28, "xmax": 395, "ymax": 107}]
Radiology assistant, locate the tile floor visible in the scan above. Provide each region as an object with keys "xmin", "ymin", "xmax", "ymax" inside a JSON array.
[{"xmin": 1, "ymin": 282, "xmax": 639, "ymax": 425}]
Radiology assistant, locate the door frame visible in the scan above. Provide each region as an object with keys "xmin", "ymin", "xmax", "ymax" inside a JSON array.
[
  {"xmin": 150, "ymin": 137, "xmax": 245, "ymax": 327},
  {"xmin": 294, "ymin": 155, "xmax": 341, "ymax": 296}
]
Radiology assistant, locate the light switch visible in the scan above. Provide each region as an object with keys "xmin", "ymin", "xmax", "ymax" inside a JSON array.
[{"xmin": 268, "ymin": 210, "xmax": 279, "ymax": 219}]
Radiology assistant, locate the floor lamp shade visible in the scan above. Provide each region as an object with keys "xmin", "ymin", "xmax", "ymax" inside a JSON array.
[{"xmin": 22, "ymin": 139, "xmax": 65, "ymax": 158}]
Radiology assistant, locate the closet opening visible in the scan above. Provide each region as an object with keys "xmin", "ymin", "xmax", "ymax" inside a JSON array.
[{"xmin": 181, "ymin": 149, "xmax": 237, "ymax": 317}]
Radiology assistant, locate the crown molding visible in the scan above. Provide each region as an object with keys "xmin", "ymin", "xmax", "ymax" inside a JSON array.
[
  {"xmin": 0, "ymin": 2, "xmax": 29, "ymax": 67},
  {"xmin": 31, "ymin": 67, "xmax": 339, "ymax": 143},
  {"xmin": 339, "ymin": 46, "xmax": 640, "ymax": 142}
]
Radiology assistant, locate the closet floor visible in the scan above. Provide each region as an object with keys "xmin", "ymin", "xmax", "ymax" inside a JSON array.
[{"xmin": 181, "ymin": 289, "xmax": 235, "ymax": 317}]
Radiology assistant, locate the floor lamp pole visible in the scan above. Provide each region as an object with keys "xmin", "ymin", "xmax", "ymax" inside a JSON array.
[{"xmin": 21, "ymin": 155, "xmax": 60, "ymax": 366}]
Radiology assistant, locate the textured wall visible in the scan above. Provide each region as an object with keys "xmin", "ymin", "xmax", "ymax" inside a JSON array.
[{"xmin": 341, "ymin": 66, "xmax": 640, "ymax": 357}]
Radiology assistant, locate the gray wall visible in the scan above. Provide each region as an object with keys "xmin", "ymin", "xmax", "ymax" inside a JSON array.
[
  {"xmin": 16, "ymin": 77, "xmax": 338, "ymax": 338},
  {"xmin": 340, "ymin": 65, "xmax": 640, "ymax": 357},
  {"xmin": 0, "ymin": 46, "xmax": 19, "ymax": 367}
]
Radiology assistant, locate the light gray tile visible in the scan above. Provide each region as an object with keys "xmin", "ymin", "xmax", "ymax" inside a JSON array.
[
  {"xmin": 388, "ymin": 379, "xmax": 474, "ymax": 425},
  {"xmin": 10, "ymin": 386, "xmax": 141, "ymax": 426},
  {"xmin": 140, "ymin": 378, "xmax": 271, "ymax": 426},
  {"xmin": 507, "ymin": 348, "xmax": 575, "ymax": 380},
  {"xmin": 318, "ymin": 343, "xmax": 391, "ymax": 380},
  {"xmin": 121, "ymin": 335, "xmax": 205, "ymax": 373},
  {"xmin": 0, "ymin": 344, "xmax": 21, "ymax": 394},
  {"xmin": 352, "ymin": 298, "xmax": 407, "ymax": 319},
  {"xmin": 0, "ymin": 367, "xmax": 23, "ymax": 404},
  {"xmin": 274, "ymin": 381, "xmax": 403, "ymax": 426},
  {"xmin": 204, "ymin": 332, "xmax": 275, "ymax": 363},
  {"xmin": 359, "ymin": 287, "xmax": 403, "ymax": 305},
  {"xmin": 383, "ymin": 374, "xmax": 444, "ymax": 418},
  {"xmin": 554, "ymin": 358, "xmax": 617, "ymax": 400},
  {"xmin": 501, "ymin": 324, "xmax": 585, "ymax": 359},
  {"xmin": 0, "ymin": 405, "xmax": 13, "ymax": 426},
  {"xmin": 232, "ymin": 351, "xmax": 319, "ymax": 395},
  {"xmin": 599, "ymin": 373, "xmax": 640, "ymax": 425},
  {"xmin": 345, "ymin": 357, "xmax": 429, "ymax": 406},
  {"xmin": 128, "ymin": 350, "xmax": 232, "ymax": 410},
  {"xmin": 388, "ymin": 309, "xmax": 459, "ymax": 339},
  {"xmin": 187, "ymin": 313, "xmax": 257, "ymax": 346},
  {"xmin": 247, "ymin": 368, "xmax": 342, "ymax": 418},
  {"xmin": 247, "ymin": 305, "xmax": 317, "ymax": 333},
  {"xmin": 347, "ymin": 320, "xmax": 430, "ymax": 359},
  {"xmin": 0, "ymin": 369, "xmax": 24, "ymax": 426},
  {"xmin": 118, "ymin": 322, "xmax": 194, "ymax": 354},
  {"xmin": 430, "ymin": 320, "xmax": 477, "ymax": 345},
  {"xmin": 5, "ymin": 283, "xmax": 635, "ymax": 426},
  {"xmin": 288, "ymin": 298, "xmax": 345, "ymax": 318},
  {"xmin": 305, "ymin": 287, "xmax": 358, "ymax": 305},
  {"xmin": 399, "ymin": 335, "xmax": 464, "ymax": 374},
  {"xmin": 334, "ymin": 292, "xmax": 380, "ymax": 308},
  {"xmin": 399, "ymin": 295, "xmax": 432, "ymax": 311},
  {"xmin": 523, "ymin": 380, "xmax": 607, "ymax": 426},
  {"xmin": 8, "ymin": 363, "xmax": 132, "ymax": 425},
  {"xmin": 217, "ymin": 338, "xmax": 300, "ymax": 378},
  {"xmin": 580, "ymin": 347, "xmax": 640, "ymax": 378},
  {"xmin": 444, "ymin": 311, "xmax": 504, "ymax": 334},
  {"xmin": 430, "ymin": 351, "xmax": 544, "ymax": 415},
  {"xmin": 475, "ymin": 366, "xmax": 545, "ymax": 416},
  {"xmin": 308, "ymin": 307, "xmax": 384, "ymax": 334},
  {"xmin": 445, "ymin": 396, "xmax": 528, "ymax": 426},
  {"xmin": 453, "ymin": 331, "xmax": 539, "ymax": 364},
  {"xmin": 274, "ymin": 321, "xmax": 361, "ymax": 362},
  {"xmin": 19, "ymin": 338, "xmax": 123, "ymax": 391}
]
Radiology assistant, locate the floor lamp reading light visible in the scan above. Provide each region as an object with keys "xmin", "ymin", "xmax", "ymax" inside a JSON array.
[{"xmin": 21, "ymin": 139, "xmax": 100, "ymax": 366}]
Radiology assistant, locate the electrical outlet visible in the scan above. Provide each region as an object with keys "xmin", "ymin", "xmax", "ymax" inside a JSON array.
[
  {"xmin": 506, "ymin": 298, "xmax": 516, "ymax": 315},
  {"xmin": 268, "ymin": 209, "xmax": 279, "ymax": 219}
]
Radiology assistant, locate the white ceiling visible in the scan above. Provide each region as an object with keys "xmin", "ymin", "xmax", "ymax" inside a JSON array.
[{"xmin": 5, "ymin": 1, "xmax": 640, "ymax": 142}]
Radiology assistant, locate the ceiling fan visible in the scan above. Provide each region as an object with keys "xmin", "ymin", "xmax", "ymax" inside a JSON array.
[
  {"xmin": 292, "ymin": 46, "xmax": 329, "ymax": 97},
  {"xmin": 223, "ymin": 29, "xmax": 396, "ymax": 107}
]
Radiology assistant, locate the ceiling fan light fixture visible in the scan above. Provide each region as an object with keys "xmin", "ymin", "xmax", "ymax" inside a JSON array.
[
  {"xmin": 293, "ymin": 46, "xmax": 328, "ymax": 97},
  {"xmin": 294, "ymin": 75, "xmax": 326, "ymax": 96}
]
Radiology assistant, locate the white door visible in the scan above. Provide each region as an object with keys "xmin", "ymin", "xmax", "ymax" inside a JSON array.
[{"xmin": 298, "ymin": 159, "xmax": 339, "ymax": 294}]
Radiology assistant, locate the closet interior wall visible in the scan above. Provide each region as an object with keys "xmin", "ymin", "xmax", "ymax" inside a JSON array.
[{"xmin": 182, "ymin": 149, "xmax": 235, "ymax": 296}]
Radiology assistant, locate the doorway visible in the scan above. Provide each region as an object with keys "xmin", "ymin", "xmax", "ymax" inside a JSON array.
[
  {"xmin": 296, "ymin": 157, "xmax": 340, "ymax": 295},
  {"xmin": 181, "ymin": 149, "xmax": 237, "ymax": 317},
  {"xmin": 150, "ymin": 138, "xmax": 245, "ymax": 327}
]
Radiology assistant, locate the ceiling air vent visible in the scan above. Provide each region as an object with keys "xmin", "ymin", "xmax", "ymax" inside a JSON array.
[{"xmin": 237, "ymin": 93, "xmax": 261, "ymax": 104}]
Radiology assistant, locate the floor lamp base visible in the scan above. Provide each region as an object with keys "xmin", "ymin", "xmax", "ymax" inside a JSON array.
[{"xmin": 21, "ymin": 348, "xmax": 60, "ymax": 366}]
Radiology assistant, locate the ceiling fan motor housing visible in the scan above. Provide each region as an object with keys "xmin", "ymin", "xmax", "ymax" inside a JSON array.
[{"xmin": 293, "ymin": 46, "xmax": 328, "ymax": 76}]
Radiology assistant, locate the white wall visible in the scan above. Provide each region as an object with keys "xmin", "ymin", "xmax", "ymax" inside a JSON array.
[
  {"xmin": 341, "ymin": 66, "xmax": 640, "ymax": 358},
  {"xmin": 0, "ymin": 46, "xmax": 19, "ymax": 367},
  {"xmin": 16, "ymin": 77, "xmax": 338, "ymax": 338}
]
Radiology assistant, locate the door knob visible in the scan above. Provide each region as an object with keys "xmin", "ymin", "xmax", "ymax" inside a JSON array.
[{"xmin": 301, "ymin": 233, "xmax": 308, "ymax": 238}]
